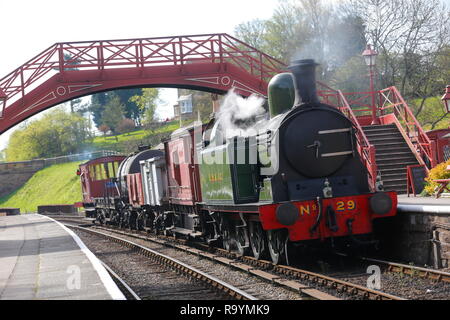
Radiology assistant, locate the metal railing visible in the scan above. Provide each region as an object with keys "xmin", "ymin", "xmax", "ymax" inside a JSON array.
[
  {"xmin": 0, "ymin": 34, "xmax": 285, "ymax": 117},
  {"xmin": 0, "ymin": 150, "xmax": 119, "ymax": 167},
  {"xmin": 318, "ymin": 83, "xmax": 377, "ymax": 190},
  {"xmin": 378, "ymin": 86, "xmax": 436, "ymax": 168}
]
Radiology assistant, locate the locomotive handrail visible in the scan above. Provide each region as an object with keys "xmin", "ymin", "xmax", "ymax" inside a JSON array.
[
  {"xmin": 0, "ymin": 33, "xmax": 286, "ymax": 117},
  {"xmin": 378, "ymin": 86, "xmax": 436, "ymax": 168}
]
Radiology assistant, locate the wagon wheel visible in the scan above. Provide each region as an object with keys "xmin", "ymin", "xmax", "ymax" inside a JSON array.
[
  {"xmin": 117, "ymin": 213, "xmax": 125, "ymax": 228},
  {"xmin": 98, "ymin": 210, "xmax": 106, "ymax": 225},
  {"xmin": 267, "ymin": 229, "xmax": 287, "ymax": 265},
  {"xmin": 128, "ymin": 211, "xmax": 137, "ymax": 230},
  {"xmin": 235, "ymin": 223, "xmax": 250, "ymax": 257},
  {"xmin": 219, "ymin": 215, "xmax": 233, "ymax": 251},
  {"xmin": 249, "ymin": 222, "xmax": 268, "ymax": 260},
  {"xmin": 120, "ymin": 210, "xmax": 128, "ymax": 228},
  {"xmin": 136, "ymin": 212, "xmax": 144, "ymax": 231}
]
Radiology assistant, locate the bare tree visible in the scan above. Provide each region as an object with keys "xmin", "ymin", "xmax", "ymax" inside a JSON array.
[{"xmin": 345, "ymin": 0, "xmax": 450, "ymax": 98}]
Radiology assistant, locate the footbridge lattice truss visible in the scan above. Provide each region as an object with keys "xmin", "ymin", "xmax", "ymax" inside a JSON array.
[{"xmin": 0, "ymin": 33, "xmax": 286, "ymax": 134}]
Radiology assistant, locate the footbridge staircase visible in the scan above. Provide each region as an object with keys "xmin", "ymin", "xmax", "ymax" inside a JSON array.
[{"xmin": 318, "ymin": 85, "xmax": 436, "ymax": 194}]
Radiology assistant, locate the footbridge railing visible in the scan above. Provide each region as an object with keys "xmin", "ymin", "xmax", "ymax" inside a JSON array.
[
  {"xmin": 378, "ymin": 86, "xmax": 436, "ymax": 169},
  {"xmin": 318, "ymin": 83, "xmax": 377, "ymax": 190},
  {"xmin": 0, "ymin": 33, "xmax": 286, "ymax": 118}
]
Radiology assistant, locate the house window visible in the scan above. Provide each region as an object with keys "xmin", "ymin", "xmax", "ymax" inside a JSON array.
[{"xmin": 178, "ymin": 95, "xmax": 193, "ymax": 114}]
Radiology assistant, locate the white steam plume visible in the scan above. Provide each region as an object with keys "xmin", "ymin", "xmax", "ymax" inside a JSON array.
[{"xmin": 216, "ymin": 89, "xmax": 266, "ymax": 139}]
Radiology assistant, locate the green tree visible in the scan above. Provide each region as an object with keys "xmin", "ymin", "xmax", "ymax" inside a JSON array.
[
  {"xmin": 101, "ymin": 94, "xmax": 125, "ymax": 134},
  {"xmin": 5, "ymin": 110, "xmax": 90, "ymax": 161},
  {"xmin": 412, "ymin": 96, "xmax": 450, "ymax": 131},
  {"xmin": 234, "ymin": 0, "xmax": 365, "ymax": 80},
  {"xmin": 89, "ymin": 89, "xmax": 143, "ymax": 128},
  {"xmin": 129, "ymin": 88, "xmax": 160, "ymax": 124},
  {"xmin": 234, "ymin": 19, "xmax": 268, "ymax": 51},
  {"xmin": 114, "ymin": 88, "xmax": 142, "ymax": 124},
  {"xmin": 89, "ymin": 92, "xmax": 109, "ymax": 127}
]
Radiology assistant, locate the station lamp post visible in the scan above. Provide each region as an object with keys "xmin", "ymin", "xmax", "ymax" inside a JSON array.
[
  {"xmin": 362, "ymin": 44, "xmax": 379, "ymax": 125},
  {"xmin": 0, "ymin": 89, "xmax": 6, "ymax": 118},
  {"xmin": 441, "ymin": 85, "xmax": 450, "ymax": 113}
]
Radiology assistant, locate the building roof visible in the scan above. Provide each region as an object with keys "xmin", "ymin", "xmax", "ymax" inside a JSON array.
[{"xmin": 177, "ymin": 94, "xmax": 192, "ymax": 102}]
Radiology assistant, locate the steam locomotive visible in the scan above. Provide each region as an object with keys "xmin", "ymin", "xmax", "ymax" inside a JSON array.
[{"xmin": 79, "ymin": 59, "xmax": 397, "ymax": 264}]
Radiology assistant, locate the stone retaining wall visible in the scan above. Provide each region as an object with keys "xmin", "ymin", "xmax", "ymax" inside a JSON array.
[{"xmin": 375, "ymin": 212, "xmax": 450, "ymax": 269}]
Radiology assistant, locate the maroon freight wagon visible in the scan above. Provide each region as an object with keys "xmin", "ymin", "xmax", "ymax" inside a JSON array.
[{"xmin": 78, "ymin": 155, "xmax": 126, "ymax": 215}]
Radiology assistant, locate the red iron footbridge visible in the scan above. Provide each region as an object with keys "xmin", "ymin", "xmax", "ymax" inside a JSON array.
[{"xmin": 0, "ymin": 33, "xmax": 284, "ymax": 134}]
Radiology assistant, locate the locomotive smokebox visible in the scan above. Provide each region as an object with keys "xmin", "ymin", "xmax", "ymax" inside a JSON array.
[{"xmin": 288, "ymin": 59, "xmax": 319, "ymax": 106}]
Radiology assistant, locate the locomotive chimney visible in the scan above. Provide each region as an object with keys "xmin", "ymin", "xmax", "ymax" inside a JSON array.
[{"xmin": 288, "ymin": 59, "xmax": 319, "ymax": 106}]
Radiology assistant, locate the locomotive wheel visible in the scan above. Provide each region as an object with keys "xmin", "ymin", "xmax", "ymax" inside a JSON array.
[
  {"xmin": 249, "ymin": 222, "xmax": 268, "ymax": 260},
  {"xmin": 267, "ymin": 229, "xmax": 287, "ymax": 265},
  {"xmin": 235, "ymin": 224, "xmax": 250, "ymax": 257},
  {"xmin": 219, "ymin": 215, "xmax": 232, "ymax": 251}
]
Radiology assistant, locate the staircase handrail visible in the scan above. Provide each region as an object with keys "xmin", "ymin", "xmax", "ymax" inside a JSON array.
[
  {"xmin": 336, "ymin": 90, "xmax": 378, "ymax": 190},
  {"xmin": 378, "ymin": 86, "xmax": 436, "ymax": 168}
]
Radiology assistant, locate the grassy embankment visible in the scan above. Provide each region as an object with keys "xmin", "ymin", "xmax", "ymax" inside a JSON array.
[
  {"xmin": 0, "ymin": 161, "xmax": 83, "ymax": 213},
  {"xmin": 0, "ymin": 121, "xmax": 187, "ymax": 213},
  {"xmin": 90, "ymin": 121, "xmax": 180, "ymax": 152}
]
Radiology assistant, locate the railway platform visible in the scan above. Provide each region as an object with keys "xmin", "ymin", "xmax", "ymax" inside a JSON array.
[
  {"xmin": 0, "ymin": 214, "xmax": 125, "ymax": 300},
  {"xmin": 398, "ymin": 194, "xmax": 450, "ymax": 213}
]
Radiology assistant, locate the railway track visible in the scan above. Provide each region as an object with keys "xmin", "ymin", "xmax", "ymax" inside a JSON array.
[
  {"xmin": 359, "ymin": 257, "xmax": 450, "ymax": 284},
  {"xmin": 60, "ymin": 217, "xmax": 450, "ymax": 285},
  {"xmin": 57, "ymin": 216, "xmax": 450, "ymax": 299},
  {"xmin": 68, "ymin": 224, "xmax": 257, "ymax": 300},
  {"xmin": 59, "ymin": 218, "xmax": 407, "ymax": 300}
]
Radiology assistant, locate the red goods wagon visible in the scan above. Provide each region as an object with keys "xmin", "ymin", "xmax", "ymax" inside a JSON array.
[
  {"xmin": 127, "ymin": 173, "xmax": 145, "ymax": 207},
  {"xmin": 164, "ymin": 125, "xmax": 203, "ymax": 207},
  {"xmin": 78, "ymin": 156, "xmax": 126, "ymax": 212}
]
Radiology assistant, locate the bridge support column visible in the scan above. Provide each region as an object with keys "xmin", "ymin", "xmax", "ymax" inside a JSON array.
[{"xmin": 211, "ymin": 93, "xmax": 220, "ymax": 113}]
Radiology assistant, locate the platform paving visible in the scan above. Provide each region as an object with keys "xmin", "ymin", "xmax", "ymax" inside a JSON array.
[
  {"xmin": 398, "ymin": 194, "xmax": 450, "ymax": 205},
  {"xmin": 0, "ymin": 214, "xmax": 125, "ymax": 300}
]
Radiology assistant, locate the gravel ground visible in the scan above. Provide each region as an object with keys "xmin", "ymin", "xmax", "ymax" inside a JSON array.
[
  {"xmin": 73, "ymin": 228, "xmax": 304, "ymax": 300},
  {"xmin": 339, "ymin": 271, "xmax": 450, "ymax": 300}
]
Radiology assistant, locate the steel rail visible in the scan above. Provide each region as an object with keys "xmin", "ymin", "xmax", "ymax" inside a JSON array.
[
  {"xmin": 273, "ymin": 265, "xmax": 404, "ymax": 300},
  {"xmin": 99, "ymin": 259, "xmax": 141, "ymax": 300},
  {"xmin": 66, "ymin": 224, "xmax": 258, "ymax": 301},
  {"xmin": 360, "ymin": 256, "xmax": 450, "ymax": 284}
]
